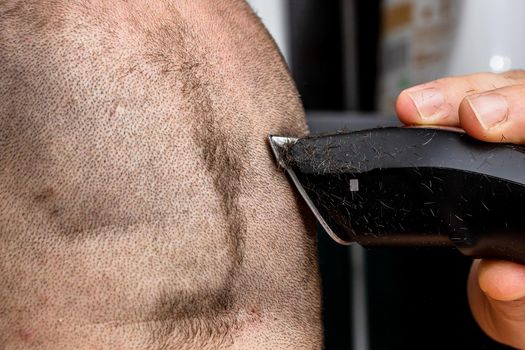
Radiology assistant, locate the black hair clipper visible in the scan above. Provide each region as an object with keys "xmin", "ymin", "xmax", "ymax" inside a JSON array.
[{"xmin": 269, "ymin": 126, "xmax": 525, "ymax": 264}]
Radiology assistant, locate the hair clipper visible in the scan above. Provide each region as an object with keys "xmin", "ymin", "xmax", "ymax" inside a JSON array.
[{"xmin": 269, "ymin": 126, "xmax": 525, "ymax": 264}]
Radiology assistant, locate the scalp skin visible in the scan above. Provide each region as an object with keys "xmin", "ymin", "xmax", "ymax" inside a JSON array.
[{"xmin": 0, "ymin": 1, "xmax": 322, "ymax": 349}]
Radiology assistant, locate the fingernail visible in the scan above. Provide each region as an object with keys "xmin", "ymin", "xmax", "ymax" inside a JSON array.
[
  {"xmin": 467, "ymin": 93, "xmax": 509, "ymax": 129},
  {"xmin": 405, "ymin": 87, "xmax": 448, "ymax": 119}
]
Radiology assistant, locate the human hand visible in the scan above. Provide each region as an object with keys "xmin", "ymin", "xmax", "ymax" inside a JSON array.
[{"xmin": 396, "ymin": 71, "xmax": 525, "ymax": 349}]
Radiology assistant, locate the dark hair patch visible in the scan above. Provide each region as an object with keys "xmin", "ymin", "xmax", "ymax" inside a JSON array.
[{"xmin": 138, "ymin": 6, "xmax": 248, "ymax": 347}]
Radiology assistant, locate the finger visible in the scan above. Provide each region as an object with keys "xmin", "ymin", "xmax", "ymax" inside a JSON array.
[
  {"xmin": 468, "ymin": 259, "xmax": 525, "ymax": 348},
  {"xmin": 478, "ymin": 259, "xmax": 525, "ymax": 301},
  {"xmin": 459, "ymin": 84, "xmax": 525, "ymax": 143},
  {"xmin": 396, "ymin": 72, "xmax": 516, "ymax": 126}
]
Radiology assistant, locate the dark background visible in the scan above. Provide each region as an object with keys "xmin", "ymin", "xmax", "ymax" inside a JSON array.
[{"xmin": 287, "ymin": 1, "xmax": 512, "ymax": 349}]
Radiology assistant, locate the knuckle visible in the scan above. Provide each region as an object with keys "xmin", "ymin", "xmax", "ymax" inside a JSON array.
[
  {"xmin": 502, "ymin": 69, "xmax": 525, "ymax": 80},
  {"xmin": 495, "ymin": 83, "xmax": 525, "ymax": 97},
  {"xmin": 467, "ymin": 72, "xmax": 499, "ymax": 90},
  {"xmin": 434, "ymin": 76, "xmax": 458, "ymax": 87}
]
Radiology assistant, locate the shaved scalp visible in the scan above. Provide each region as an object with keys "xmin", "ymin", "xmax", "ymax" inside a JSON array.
[{"xmin": 0, "ymin": 1, "xmax": 321, "ymax": 349}]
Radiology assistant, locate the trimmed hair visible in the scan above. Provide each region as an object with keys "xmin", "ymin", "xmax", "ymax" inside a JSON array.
[{"xmin": 0, "ymin": 1, "xmax": 317, "ymax": 348}]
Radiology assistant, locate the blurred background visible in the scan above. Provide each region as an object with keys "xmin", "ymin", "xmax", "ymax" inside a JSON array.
[{"xmin": 247, "ymin": 0, "xmax": 525, "ymax": 349}]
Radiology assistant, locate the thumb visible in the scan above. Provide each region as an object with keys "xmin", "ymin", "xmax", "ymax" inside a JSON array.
[{"xmin": 468, "ymin": 259, "xmax": 525, "ymax": 349}]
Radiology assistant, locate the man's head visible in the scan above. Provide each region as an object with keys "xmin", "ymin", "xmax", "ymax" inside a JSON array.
[{"xmin": 0, "ymin": 1, "xmax": 321, "ymax": 348}]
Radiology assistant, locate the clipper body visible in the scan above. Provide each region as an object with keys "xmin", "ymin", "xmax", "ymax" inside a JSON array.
[{"xmin": 270, "ymin": 127, "xmax": 525, "ymax": 264}]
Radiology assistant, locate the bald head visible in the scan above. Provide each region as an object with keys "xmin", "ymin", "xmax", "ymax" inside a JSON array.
[{"xmin": 0, "ymin": 1, "xmax": 320, "ymax": 349}]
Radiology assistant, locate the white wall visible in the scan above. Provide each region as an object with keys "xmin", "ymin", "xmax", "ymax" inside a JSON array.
[{"xmin": 246, "ymin": 0, "xmax": 290, "ymax": 64}]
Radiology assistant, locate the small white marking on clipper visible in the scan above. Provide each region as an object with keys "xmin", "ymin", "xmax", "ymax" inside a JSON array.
[{"xmin": 350, "ymin": 179, "xmax": 359, "ymax": 192}]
